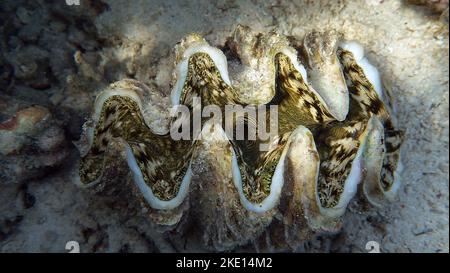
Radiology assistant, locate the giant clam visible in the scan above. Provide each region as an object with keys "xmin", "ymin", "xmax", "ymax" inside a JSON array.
[{"xmin": 76, "ymin": 25, "xmax": 404, "ymax": 251}]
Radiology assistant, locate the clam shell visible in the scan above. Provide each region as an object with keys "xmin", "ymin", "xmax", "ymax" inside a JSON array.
[{"xmin": 76, "ymin": 26, "xmax": 404, "ymax": 251}]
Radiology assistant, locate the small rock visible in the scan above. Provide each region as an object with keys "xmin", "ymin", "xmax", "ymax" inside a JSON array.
[{"xmin": 16, "ymin": 7, "xmax": 33, "ymax": 24}]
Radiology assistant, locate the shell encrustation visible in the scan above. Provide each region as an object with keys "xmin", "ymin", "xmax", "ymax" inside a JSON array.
[{"xmin": 76, "ymin": 25, "xmax": 404, "ymax": 251}]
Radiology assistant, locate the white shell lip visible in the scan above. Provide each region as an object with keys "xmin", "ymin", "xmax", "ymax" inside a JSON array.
[
  {"xmin": 316, "ymin": 118, "xmax": 375, "ymax": 218},
  {"xmin": 230, "ymin": 123, "xmax": 363, "ymax": 216},
  {"xmin": 339, "ymin": 41, "xmax": 383, "ymax": 100},
  {"xmin": 77, "ymin": 84, "xmax": 146, "ymax": 188},
  {"xmin": 279, "ymin": 47, "xmax": 309, "ymax": 85},
  {"xmin": 170, "ymin": 41, "xmax": 232, "ymax": 106},
  {"xmin": 82, "ymin": 82, "xmax": 194, "ymax": 210},
  {"xmin": 125, "ymin": 144, "xmax": 193, "ymax": 210},
  {"xmin": 280, "ymin": 46, "xmax": 350, "ymax": 122},
  {"xmin": 277, "ymin": 47, "xmax": 346, "ymax": 122},
  {"xmin": 86, "ymin": 86, "xmax": 144, "ymax": 151},
  {"xmin": 284, "ymin": 125, "xmax": 363, "ymax": 220},
  {"xmin": 317, "ymin": 142, "xmax": 365, "ymax": 218},
  {"xmin": 230, "ymin": 135, "xmax": 290, "ymax": 214},
  {"xmin": 338, "ymin": 42, "xmax": 403, "ymax": 206},
  {"xmin": 362, "ymin": 116, "xmax": 403, "ymax": 207}
]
